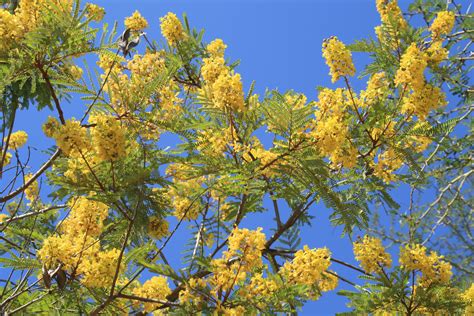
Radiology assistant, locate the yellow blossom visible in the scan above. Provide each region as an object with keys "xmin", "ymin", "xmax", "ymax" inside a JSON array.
[
  {"xmin": 53, "ymin": 119, "xmax": 91, "ymax": 157},
  {"xmin": 85, "ymin": 3, "xmax": 105, "ymax": 22},
  {"xmin": 132, "ymin": 276, "xmax": 171, "ymax": 312},
  {"xmin": 394, "ymin": 43, "xmax": 427, "ymax": 90},
  {"xmin": 353, "ymin": 235, "xmax": 392, "ymax": 273},
  {"xmin": 225, "ymin": 227, "xmax": 266, "ymax": 271},
  {"xmin": 401, "ymin": 83, "xmax": 447, "ymax": 120},
  {"xmin": 462, "ymin": 284, "xmax": 474, "ymax": 315},
  {"xmin": 373, "ymin": 148, "xmax": 403, "ymax": 183},
  {"xmin": 201, "ymin": 56, "xmax": 228, "ymax": 85},
  {"xmin": 399, "ymin": 244, "xmax": 452, "ymax": 287},
  {"xmin": 280, "ymin": 245, "xmax": 332, "ymax": 287},
  {"xmin": 376, "ymin": 0, "xmax": 408, "ymax": 30},
  {"xmin": 207, "ymin": 39, "xmax": 227, "ymax": 57},
  {"xmin": 60, "ymin": 196, "xmax": 109, "ymax": 237},
  {"xmin": 360, "ymin": 72, "xmax": 388, "ymax": 107},
  {"xmin": 124, "ymin": 10, "xmax": 148, "ymax": 31},
  {"xmin": 322, "ymin": 36, "xmax": 355, "ymax": 83},
  {"xmin": 68, "ymin": 65, "xmax": 83, "ymax": 80},
  {"xmin": 147, "ymin": 216, "xmax": 169, "ymax": 240},
  {"xmin": 160, "ymin": 12, "xmax": 186, "ymax": 46},
  {"xmin": 80, "ymin": 248, "xmax": 123, "ymax": 288},
  {"xmin": 426, "ymin": 41, "xmax": 449, "ymax": 65},
  {"xmin": 89, "ymin": 114, "xmax": 127, "ymax": 162},
  {"xmin": 7, "ymin": 131, "xmax": 28, "ymax": 150},
  {"xmin": 24, "ymin": 173, "xmax": 39, "ymax": 202},
  {"xmin": 211, "ymin": 72, "xmax": 245, "ymax": 112},
  {"xmin": 430, "ymin": 11, "xmax": 455, "ymax": 39},
  {"xmin": 0, "ymin": 214, "xmax": 8, "ymax": 225}
]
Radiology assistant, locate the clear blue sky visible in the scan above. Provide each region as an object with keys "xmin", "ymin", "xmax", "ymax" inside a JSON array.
[{"xmin": 11, "ymin": 0, "xmax": 421, "ymax": 314}]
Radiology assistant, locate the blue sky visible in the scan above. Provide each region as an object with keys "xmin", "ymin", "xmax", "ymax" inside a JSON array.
[{"xmin": 9, "ymin": 0, "xmax": 425, "ymax": 314}]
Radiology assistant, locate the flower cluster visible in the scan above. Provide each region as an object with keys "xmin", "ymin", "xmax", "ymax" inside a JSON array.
[
  {"xmin": 463, "ymin": 284, "xmax": 474, "ymax": 315},
  {"xmin": 89, "ymin": 114, "xmax": 127, "ymax": 162},
  {"xmin": 430, "ymin": 11, "xmax": 455, "ymax": 40},
  {"xmin": 225, "ymin": 227, "xmax": 266, "ymax": 271},
  {"xmin": 85, "ymin": 3, "xmax": 105, "ymax": 22},
  {"xmin": 394, "ymin": 43, "xmax": 427, "ymax": 90},
  {"xmin": 133, "ymin": 276, "xmax": 172, "ymax": 313},
  {"xmin": 50, "ymin": 119, "xmax": 90, "ymax": 157},
  {"xmin": 376, "ymin": 0, "xmax": 407, "ymax": 29},
  {"xmin": 399, "ymin": 244, "xmax": 452, "ymax": 287},
  {"xmin": 279, "ymin": 246, "xmax": 338, "ymax": 300},
  {"xmin": 359, "ymin": 72, "xmax": 388, "ymax": 107},
  {"xmin": 7, "ymin": 131, "xmax": 28, "ymax": 150},
  {"xmin": 322, "ymin": 37, "xmax": 355, "ymax": 83},
  {"xmin": 124, "ymin": 10, "xmax": 148, "ymax": 31},
  {"xmin": 24, "ymin": 174, "xmax": 39, "ymax": 203},
  {"xmin": 147, "ymin": 216, "xmax": 169, "ymax": 240},
  {"xmin": 160, "ymin": 12, "xmax": 186, "ymax": 46},
  {"xmin": 38, "ymin": 196, "xmax": 123, "ymax": 288},
  {"xmin": 200, "ymin": 39, "xmax": 246, "ymax": 113},
  {"xmin": 353, "ymin": 236, "xmax": 392, "ymax": 273},
  {"xmin": 0, "ymin": 0, "xmax": 73, "ymax": 53}
]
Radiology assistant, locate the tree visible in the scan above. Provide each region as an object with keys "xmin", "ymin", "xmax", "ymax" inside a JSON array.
[{"xmin": 0, "ymin": 0, "xmax": 472, "ymax": 314}]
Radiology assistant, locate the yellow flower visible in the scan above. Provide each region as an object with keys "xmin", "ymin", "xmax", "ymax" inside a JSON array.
[
  {"xmin": 201, "ymin": 56, "xmax": 228, "ymax": 85},
  {"xmin": 85, "ymin": 3, "xmax": 105, "ymax": 22},
  {"xmin": 160, "ymin": 12, "xmax": 186, "ymax": 46},
  {"xmin": 360, "ymin": 72, "xmax": 388, "ymax": 107},
  {"xmin": 430, "ymin": 11, "xmax": 455, "ymax": 39},
  {"xmin": 322, "ymin": 36, "xmax": 355, "ymax": 83},
  {"xmin": 132, "ymin": 276, "xmax": 171, "ymax": 312},
  {"xmin": 373, "ymin": 148, "xmax": 403, "ymax": 184},
  {"xmin": 53, "ymin": 119, "xmax": 91, "ymax": 157},
  {"xmin": 147, "ymin": 216, "xmax": 169, "ymax": 240},
  {"xmin": 42, "ymin": 116, "xmax": 61, "ymax": 138},
  {"xmin": 225, "ymin": 227, "xmax": 266, "ymax": 271},
  {"xmin": 399, "ymin": 244, "xmax": 452, "ymax": 287},
  {"xmin": 24, "ymin": 173, "xmax": 39, "ymax": 202},
  {"xmin": 211, "ymin": 72, "xmax": 246, "ymax": 112},
  {"xmin": 394, "ymin": 43, "xmax": 427, "ymax": 90},
  {"xmin": 462, "ymin": 284, "xmax": 474, "ymax": 315},
  {"xmin": 60, "ymin": 196, "xmax": 109, "ymax": 237},
  {"xmin": 353, "ymin": 235, "xmax": 392, "ymax": 273},
  {"xmin": 426, "ymin": 40, "xmax": 449, "ymax": 65},
  {"xmin": 80, "ymin": 248, "xmax": 123, "ymax": 288},
  {"xmin": 401, "ymin": 83, "xmax": 447, "ymax": 120},
  {"xmin": 89, "ymin": 114, "xmax": 127, "ymax": 162},
  {"xmin": 376, "ymin": 0, "xmax": 407, "ymax": 30},
  {"xmin": 280, "ymin": 245, "xmax": 332, "ymax": 287},
  {"xmin": 7, "ymin": 131, "xmax": 28, "ymax": 150},
  {"xmin": 68, "ymin": 65, "xmax": 83, "ymax": 80},
  {"xmin": 125, "ymin": 10, "xmax": 148, "ymax": 31},
  {"xmin": 0, "ymin": 214, "xmax": 8, "ymax": 225},
  {"xmin": 207, "ymin": 39, "xmax": 227, "ymax": 57}
]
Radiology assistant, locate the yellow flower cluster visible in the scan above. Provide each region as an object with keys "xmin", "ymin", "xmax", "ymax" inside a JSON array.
[
  {"xmin": 200, "ymin": 39, "xmax": 246, "ymax": 113},
  {"xmin": 7, "ymin": 131, "xmax": 28, "ymax": 150},
  {"xmin": 0, "ymin": 213, "xmax": 8, "ymax": 225},
  {"xmin": 207, "ymin": 39, "xmax": 227, "ymax": 57},
  {"xmin": 165, "ymin": 173, "xmax": 203, "ymax": 221},
  {"xmin": 51, "ymin": 119, "xmax": 90, "ymax": 157},
  {"xmin": 401, "ymin": 83, "xmax": 447, "ymax": 120},
  {"xmin": 322, "ymin": 37, "xmax": 355, "ymax": 83},
  {"xmin": 0, "ymin": 0, "xmax": 73, "ymax": 53},
  {"xmin": 38, "ymin": 196, "xmax": 123, "ymax": 288},
  {"xmin": 1, "ymin": 151, "xmax": 11, "ymax": 166},
  {"xmin": 85, "ymin": 3, "xmax": 105, "ymax": 22},
  {"xmin": 68, "ymin": 65, "xmax": 83, "ymax": 80},
  {"xmin": 160, "ymin": 12, "xmax": 186, "ymax": 46},
  {"xmin": 238, "ymin": 273, "xmax": 279, "ymax": 309},
  {"xmin": 147, "ymin": 216, "xmax": 169, "ymax": 240},
  {"xmin": 376, "ymin": 0, "xmax": 407, "ymax": 30},
  {"xmin": 24, "ymin": 173, "xmax": 39, "ymax": 203},
  {"xmin": 399, "ymin": 244, "xmax": 452, "ymax": 287},
  {"xmin": 425, "ymin": 41, "xmax": 449, "ymax": 65},
  {"xmin": 225, "ymin": 227, "xmax": 266, "ymax": 271},
  {"xmin": 462, "ymin": 284, "xmax": 474, "ymax": 315},
  {"xmin": 133, "ymin": 276, "xmax": 172, "ymax": 313},
  {"xmin": 373, "ymin": 148, "xmax": 403, "ymax": 184},
  {"xmin": 360, "ymin": 72, "xmax": 389, "ymax": 107},
  {"xmin": 60, "ymin": 196, "xmax": 109, "ymax": 237},
  {"xmin": 212, "ymin": 72, "xmax": 246, "ymax": 113},
  {"xmin": 353, "ymin": 235, "xmax": 392, "ymax": 273},
  {"xmin": 124, "ymin": 10, "xmax": 148, "ymax": 31},
  {"xmin": 280, "ymin": 245, "xmax": 337, "ymax": 294},
  {"xmin": 197, "ymin": 129, "xmax": 229, "ymax": 157},
  {"xmin": 312, "ymin": 88, "xmax": 354, "ymax": 168},
  {"xmin": 395, "ymin": 43, "xmax": 448, "ymax": 120},
  {"xmin": 394, "ymin": 43, "xmax": 427, "ymax": 90},
  {"xmin": 80, "ymin": 249, "xmax": 123, "ymax": 288},
  {"xmin": 128, "ymin": 52, "xmax": 166, "ymax": 82},
  {"xmin": 430, "ymin": 11, "xmax": 455, "ymax": 40},
  {"xmin": 89, "ymin": 114, "xmax": 127, "ymax": 162}
]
